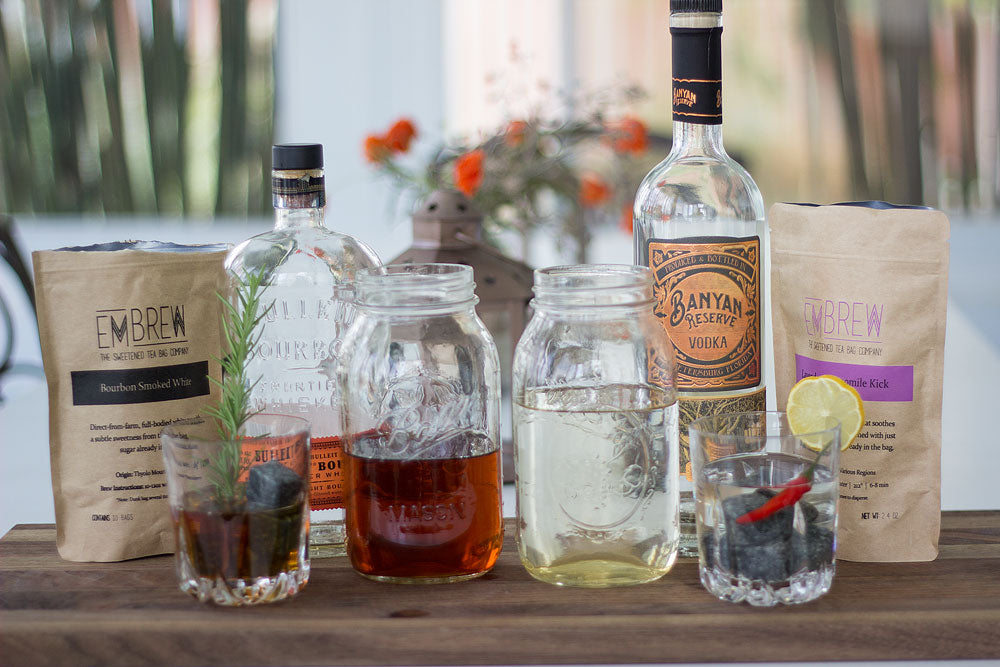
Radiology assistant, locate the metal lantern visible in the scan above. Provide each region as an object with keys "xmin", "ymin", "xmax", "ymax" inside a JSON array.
[{"xmin": 391, "ymin": 190, "xmax": 533, "ymax": 481}]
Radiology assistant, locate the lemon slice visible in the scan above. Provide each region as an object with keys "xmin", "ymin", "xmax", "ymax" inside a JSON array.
[{"xmin": 786, "ymin": 374, "xmax": 865, "ymax": 451}]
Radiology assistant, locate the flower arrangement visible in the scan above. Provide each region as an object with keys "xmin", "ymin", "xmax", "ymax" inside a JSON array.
[{"xmin": 362, "ymin": 89, "xmax": 651, "ymax": 263}]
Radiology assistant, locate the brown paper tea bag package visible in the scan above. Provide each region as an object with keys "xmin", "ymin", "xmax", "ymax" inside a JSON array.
[
  {"xmin": 770, "ymin": 203, "xmax": 949, "ymax": 562},
  {"xmin": 33, "ymin": 241, "xmax": 228, "ymax": 562}
]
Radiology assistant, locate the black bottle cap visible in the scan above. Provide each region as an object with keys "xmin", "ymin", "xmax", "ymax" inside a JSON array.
[
  {"xmin": 670, "ymin": 0, "xmax": 722, "ymax": 13},
  {"xmin": 272, "ymin": 143, "xmax": 323, "ymax": 170}
]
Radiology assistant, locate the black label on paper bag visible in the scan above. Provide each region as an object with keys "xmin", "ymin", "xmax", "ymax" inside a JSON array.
[
  {"xmin": 671, "ymin": 27, "xmax": 723, "ymax": 124},
  {"xmin": 70, "ymin": 361, "xmax": 210, "ymax": 406}
]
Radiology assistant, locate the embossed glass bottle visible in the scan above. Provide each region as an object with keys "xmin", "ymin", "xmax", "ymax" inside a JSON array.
[
  {"xmin": 633, "ymin": 0, "xmax": 767, "ymax": 556},
  {"xmin": 226, "ymin": 143, "xmax": 381, "ymax": 558},
  {"xmin": 513, "ymin": 265, "xmax": 680, "ymax": 587},
  {"xmin": 340, "ymin": 263, "xmax": 504, "ymax": 583}
]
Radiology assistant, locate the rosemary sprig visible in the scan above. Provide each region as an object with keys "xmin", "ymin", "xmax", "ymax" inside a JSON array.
[{"xmin": 202, "ymin": 268, "xmax": 271, "ymax": 504}]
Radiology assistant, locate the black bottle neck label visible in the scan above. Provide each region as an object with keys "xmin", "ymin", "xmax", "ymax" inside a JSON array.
[
  {"xmin": 272, "ymin": 174, "xmax": 325, "ymax": 207},
  {"xmin": 670, "ymin": 26, "xmax": 723, "ymax": 125}
]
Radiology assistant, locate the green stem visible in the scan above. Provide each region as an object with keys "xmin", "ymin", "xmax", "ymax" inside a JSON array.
[{"xmin": 203, "ymin": 267, "xmax": 271, "ymax": 505}]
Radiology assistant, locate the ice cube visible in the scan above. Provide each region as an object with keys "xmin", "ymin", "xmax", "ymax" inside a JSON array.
[
  {"xmin": 705, "ymin": 531, "xmax": 793, "ymax": 582},
  {"xmin": 722, "ymin": 491, "xmax": 795, "ymax": 547},
  {"xmin": 246, "ymin": 460, "xmax": 302, "ymax": 510},
  {"xmin": 733, "ymin": 541, "xmax": 792, "ymax": 582},
  {"xmin": 805, "ymin": 524, "xmax": 835, "ymax": 568}
]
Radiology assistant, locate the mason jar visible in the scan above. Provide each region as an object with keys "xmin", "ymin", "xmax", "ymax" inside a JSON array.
[
  {"xmin": 339, "ymin": 263, "xmax": 504, "ymax": 583},
  {"xmin": 513, "ymin": 264, "xmax": 680, "ymax": 587}
]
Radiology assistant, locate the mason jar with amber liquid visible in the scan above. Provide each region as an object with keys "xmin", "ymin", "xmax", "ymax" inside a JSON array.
[{"xmin": 339, "ymin": 263, "xmax": 504, "ymax": 583}]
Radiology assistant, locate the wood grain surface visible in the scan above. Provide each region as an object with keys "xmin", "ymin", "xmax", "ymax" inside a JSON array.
[{"xmin": 1, "ymin": 512, "xmax": 998, "ymax": 666}]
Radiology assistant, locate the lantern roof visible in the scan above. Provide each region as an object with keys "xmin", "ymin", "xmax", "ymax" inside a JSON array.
[{"xmin": 390, "ymin": 190, "xmax": 533, "ymax": 303}]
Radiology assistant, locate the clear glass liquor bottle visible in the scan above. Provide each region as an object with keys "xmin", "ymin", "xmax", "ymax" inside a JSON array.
[
  {"xmin": 632, "ymin": 0, "xmax": 767, "ymax": 556},
  {"xmin": 226, "ymin": 143, "xmax": 381, "ymax": 558}
]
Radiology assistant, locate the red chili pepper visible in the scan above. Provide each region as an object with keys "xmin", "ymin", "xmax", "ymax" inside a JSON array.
[
  {"xmin": 735, "ymin": 438, "xmax": 834, "ymax": 524},
  {"xmin": 735, "ymin": 476, "xmax": 811, "ymax": 524}
]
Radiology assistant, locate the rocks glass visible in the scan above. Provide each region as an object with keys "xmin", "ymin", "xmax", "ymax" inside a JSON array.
[
  {"xmin": 161, "ymin": 414, "xmax": 310, "ymax": 605},
  {"xmin": 513, "ymin": 265, "xmax": 680, "ymax": 587},
  {"xmin": 690, "ymin": 411, "xmax": 840, "ymax": 606},
  {"xmin": 339, "ymin": 263, "xmax": 504, "ymax": 583}
]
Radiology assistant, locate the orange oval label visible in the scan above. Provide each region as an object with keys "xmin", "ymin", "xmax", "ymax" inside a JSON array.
[{"xmin": 648, "ymin": 236, "xmax": 761, "ymax": 391}]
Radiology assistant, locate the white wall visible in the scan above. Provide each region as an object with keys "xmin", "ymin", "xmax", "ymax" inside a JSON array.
[{"xmin": 274, "ymin": 0, "xmax": 446, "ymax": 263}]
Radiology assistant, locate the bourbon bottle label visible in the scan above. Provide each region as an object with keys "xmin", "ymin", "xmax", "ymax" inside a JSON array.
[
  {"xmin": 647, "ymin": 235, "xmax": 761, "ymax": 391},
  {"xmin": 309, "ymin": 436, "xmax": 344, "ymax": 509},
  {"xmin": 237, "ymin": 433, "xmax": 309, "ymax": 484}
]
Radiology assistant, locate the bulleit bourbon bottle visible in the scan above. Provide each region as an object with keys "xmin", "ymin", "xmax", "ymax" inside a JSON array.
[
  {"xmin": 227, "ymin": 143, "xmax": 381, "ymax": 557},
  {"xmin": 633, "ymin": 0, "xmax": 767, "ymax": 555}
]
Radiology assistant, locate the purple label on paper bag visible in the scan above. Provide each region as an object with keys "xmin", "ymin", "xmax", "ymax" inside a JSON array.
[{"xmin": 794, "ymin": 355, "xmax": 913, "ymax": 402}]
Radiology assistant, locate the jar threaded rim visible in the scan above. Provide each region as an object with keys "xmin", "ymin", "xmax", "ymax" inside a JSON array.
[
  {"xmin": 356, "ymin": 262, "xmax": 477, "ymax": 309},
  {"xmin": 532, "ymin": 264, "xmax": 654, "ymax": 308}
]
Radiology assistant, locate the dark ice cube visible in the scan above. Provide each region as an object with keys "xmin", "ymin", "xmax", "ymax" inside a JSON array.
[
  {"xmin": 800, "ymin": 498, "xmax": 820, "ymax": 524},
  {"xmin": 784, "ymin": 523, "xmax": 835, "ymax": 575},
  {"xmin": 805, "ymin": 524, "xmax": 835, "ymax": 568},
  {"xmin": 704, "ymin": 531, "xmax": 791, "ymax": 582},
  {"xmin": 702, "ymin": 531, "xmax": 733, "ymax": 571},
  {"xmin": 701, "ymin": 532, "xmax": 718, "ymax": 569},
  {"xmin": 733, "ymin": 541, "xmax": 792, "ymax": 582},
  {"xmin": 246, "ymin": 460, "xmax": 302, "ymax": 510},
  {"xmin": 248, "ymin": 502, "xmax": 305, "ymax": 577},
  {"xmin": 722, "ymin": 490, "xmax": 795, "ymax": 547}
]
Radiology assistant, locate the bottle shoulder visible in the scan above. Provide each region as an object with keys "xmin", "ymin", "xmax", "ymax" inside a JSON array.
[
  {"xmin": 635, "ymin": 150, "xmax": 765, "ymax": 224},
  {"xmin": 226, "ymin": 226, "xmax": 381, "ymax": 281}
]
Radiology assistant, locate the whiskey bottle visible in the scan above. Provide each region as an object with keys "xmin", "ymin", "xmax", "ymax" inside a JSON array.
[
  {"xmin": 226, "ymin": 143, "xmax": 381, "ymax": 557},
  {"xmin": 633, "ymin": 0, "xmax": 767, "ymax": 555}
]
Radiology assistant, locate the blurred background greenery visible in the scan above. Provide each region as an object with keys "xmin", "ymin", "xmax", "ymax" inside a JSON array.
[
  {"xmin": 0, "ymin": 0, "xmax": 275, "ymax": 216},
  {"xmin": 0, "ymin": 0, "xmax": 996, "ymax": 218}
]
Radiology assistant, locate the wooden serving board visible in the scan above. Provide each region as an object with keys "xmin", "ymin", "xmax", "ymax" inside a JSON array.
[{"xmin": 1, "ymin": 512, "xmax": 998, "ymax": 666}]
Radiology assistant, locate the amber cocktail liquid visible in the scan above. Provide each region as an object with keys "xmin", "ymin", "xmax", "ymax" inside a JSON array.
[
  {"xmin": 175, "ymin": 496, "xmax": 306, "ymax": 582},
  {"xmin": 162, "ymin": 415, "xmax": 311, "ymax": 606},
  {"xmin": 345, "ymin": 450, "xmax": 503, "ymax": 583}
]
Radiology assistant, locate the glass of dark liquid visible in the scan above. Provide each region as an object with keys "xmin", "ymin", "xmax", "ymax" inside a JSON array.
[{"xmin": 161, "ymin": 414, "xmax": 310, "ymax": 605}]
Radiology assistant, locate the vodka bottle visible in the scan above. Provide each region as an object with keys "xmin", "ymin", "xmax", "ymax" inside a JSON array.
[
  {"xmin": 226, "ymin": 143, "xmax": 381, "ymax": 558},
  {"xmin": 633, "ymin": 0, "xmax": 767, "ymax": 555}
]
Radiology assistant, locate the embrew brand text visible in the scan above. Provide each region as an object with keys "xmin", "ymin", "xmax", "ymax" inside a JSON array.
[{"xmin": 96, "ymin": 305, "xmax": 186, "ymax": 349}]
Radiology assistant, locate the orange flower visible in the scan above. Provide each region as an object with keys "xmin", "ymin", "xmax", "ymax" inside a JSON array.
[
  {"xmin": 384, "ymin": 118, "xmax": 417, "ymax": 153},
  {"xmin": 504, "ymin": 119, "xmax": 529, "ymax": 146},
  {"xmin": 579, "ymin": 173, "xmax": 611, "ymax": 208},
  {"xmin": 610, "ymin": 115, "xmax": 649, "ymax": 154},
  {"xmin": 454, "ymin": 150, "xmax": 484, "ymax": 197},
  {"xmin": 619, "ymin": 202, "xmax": 634, "ymax": 235},
  {"xmin": 364, "ymin": 134, "xmax": 390, "ymax": 163}
]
